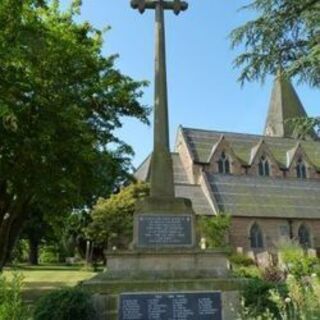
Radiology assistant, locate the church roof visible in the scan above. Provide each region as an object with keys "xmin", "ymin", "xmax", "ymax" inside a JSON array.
[
  {"xmin": 264, "ymin": 71, "xmax": 317, "ymax": 139},
  {"xmin": 207, "ymin": 173, "xmax": 320, "ymax": 219},
  {"xmin": 134, "ymin": 153, "xmax": 213, "ymax": 216},
  {"xmin": 181, "ymin": 127, "xmax": 320, "ymax": 169},
  {"xmin": 135, "ymin": 127, "xmax": 320, "ymax": 219}
]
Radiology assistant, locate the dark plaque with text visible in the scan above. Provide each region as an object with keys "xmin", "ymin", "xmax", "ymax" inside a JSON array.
[
  {"xmin": 138, "ymin": 214, "xmax": 192, "ymax": 247},
  {"xmin": 119, "ymin": 292, "xmax": 222, "ymax": 320}
]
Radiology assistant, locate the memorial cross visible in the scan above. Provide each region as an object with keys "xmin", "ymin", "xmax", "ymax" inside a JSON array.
[{"xmin": 131, "ymin": 0, "xmax": 188, "ymax": 199}]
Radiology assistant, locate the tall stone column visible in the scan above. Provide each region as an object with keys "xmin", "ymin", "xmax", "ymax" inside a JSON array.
[
  {"xmin": 131, "ymin": 0, "xmax": 194, "ymax": 249},
  {"xmin": 150, "ymin": 0, "xmax": 174, "ymax": 199}
]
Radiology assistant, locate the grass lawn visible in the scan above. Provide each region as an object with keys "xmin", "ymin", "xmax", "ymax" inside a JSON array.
[{"xmin": 3, "ymin": 264, "xmax": 100, "ymax": 303}]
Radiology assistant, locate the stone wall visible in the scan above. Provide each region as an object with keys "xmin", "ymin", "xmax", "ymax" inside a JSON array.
[{"xmin": 229, "ymin": 217, "xmax": 320, "ymax": 254}]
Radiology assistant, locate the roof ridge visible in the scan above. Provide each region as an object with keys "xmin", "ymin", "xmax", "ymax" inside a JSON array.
[{"xmin": 181, "ymin": 126, "xmax": 319, "ymax": 144}]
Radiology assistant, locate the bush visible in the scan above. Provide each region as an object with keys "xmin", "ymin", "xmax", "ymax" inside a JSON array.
[
  {"xmin": 239, "ymin": 275, "xmax": 320, "ymax": 319},
  {"xmin": 33, "ymin": 287, "xmax": 97, "ymax": 320},
  {"xmin": 0, "ymin": 273, "xmax": 30, "ymax": 320},
  {"xmin": 230, "ymin": 253, "xmax": 255, "ymax": 267},
  {"xmin": 39, "ymin": 245, "xmax": 60, "ymax": 264},
  {"xmin": 198, "ymin": 214, "xmax": 231, "ymax": 248},
  {"xmin": 242, "ymin": 278, "xmax": 287, "ymax": 318},
  {"xmin": 233, "ymin": 265, "xmax": 261, "ymax": 279},
  {"xmin": 278, "ymin": 240, "xmax": 319, "ymax": 279}
]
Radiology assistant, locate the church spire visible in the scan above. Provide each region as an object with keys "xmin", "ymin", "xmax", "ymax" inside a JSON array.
[{"xmin": 264, "ymin": 70, "xmax": 316, "ymax": 139}]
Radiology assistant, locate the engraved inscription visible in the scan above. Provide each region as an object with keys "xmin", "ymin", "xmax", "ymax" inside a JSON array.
[
  {"xmin": 119, "ymin": 292, "xmax": 222, "ymax": 320},
  {"xmin": 138, "ymin": 215, "xmax": 192, "ymax": 246}
]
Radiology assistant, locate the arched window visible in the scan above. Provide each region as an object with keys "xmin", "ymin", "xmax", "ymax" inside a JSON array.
[
  {"xmin": 217, "ymin": 151, "xmax": 230, "ymax": 174},
  {"xmin": 296, "ymin": 158, "xmax": 307, "ymax": 179},
  {"xmin": 250, "ymin": 223, "xmax": 264, "ymax": 249},
  {"xmin": 258, "ymin": 155, "xmax": 270, "ymax": 177},
  {"xmin": 298, "ymin": 224, "xmax": 311, "ymax": 248}
]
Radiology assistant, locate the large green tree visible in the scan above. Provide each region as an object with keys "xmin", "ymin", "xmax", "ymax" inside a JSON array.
[
  {"xmin": 0, "ymin": 0, "xmax": 149, "ymax": 270},
  {"xmin": 231, "ymin": 0, "xmax": 320, "ymax": 87}
]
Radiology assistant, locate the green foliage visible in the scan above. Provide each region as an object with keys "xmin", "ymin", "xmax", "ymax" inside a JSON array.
[
  {"xmin": 233, "ymin": 265, "xmax": 262, "ymax": 279},
  {"xmin": 39, "ymin": 245, "xmax": 60, "ymax": 264},
  {"xmin": 86, "ymin": 182, "xmax": 149, "ymax": 248},
  {"xmin": 231, "ymin": 0, "xmax": 320, "ymax": 87},
  {"xmin": 241, "ymin": 279, "xmax": 287, "ymax": 319},
  {"xmin": 230, "ymin": 253, "xmax": 261, "ymax": 279},
  {"xmin": 10, "ymin": 240, "xmax": 29, "ymax": 264},
  {"xmin": 278, "ymin": 240, "xmax": 320, "ymax": 279},
  {"xmin": 239, "ymin": 275, "xmax": 320, "ymax": 320},
  {"xmin": 0, "ymin": 273, "xmax": 30, "ymax": 320},
  {"xmin": 286, "ymin": 117, "xmax": 320, "ymax": 140},
  {"xmin": 33, "ymin": 287, "xmax": 97, "ymax": 320},
  {"xmin": 230, "ymin": 253, "xmax": 255, "ymax": 267},
  {"xmin": 198, "ymin": 214, "xmax": 231, "ymax": 248},
  {"xmin": 0, "ymin": 0, "xmax": 149, "ymax": 267},
  {"xmin": 238, "ymin": 241, "xmax": 320, "ymax": 319}
]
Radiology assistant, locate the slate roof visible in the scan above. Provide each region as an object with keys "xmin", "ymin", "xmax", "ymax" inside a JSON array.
[
  {"xmin": 134, "ymin": 153, "xmax": 213, "ymax": 216},
  {"xmin": 207, "ymin": 173, "xmax": 320, "ymax": 219},
  {"xmin": 181, "ymin": 127, "xmax": 320, "ymax": 169},
  {"xmin": 134, "ymin": 153, "xmax": 190, "ymax": 184},
  {"xmin": 175, "ymin": 184, "xmax": 213, "ymax": 216}
]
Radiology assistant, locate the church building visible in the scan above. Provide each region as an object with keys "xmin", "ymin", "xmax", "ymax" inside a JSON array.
[{"xmin": 135, "ymin": 72, "xmax": 320, "ymax": 258}]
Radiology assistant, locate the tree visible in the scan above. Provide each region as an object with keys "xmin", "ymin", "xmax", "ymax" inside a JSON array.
[
  {"xmin": 231, "ymin": 0, "xmax": 320, "ymax": 87},
  {"xmin": 22, "ymin": 209, "xmax": 55, "ymax": 265},
  {"xmin": 86, "ymin": 182, "xmax": 149, "ymax": 250},
  {"xmin": 0, "ymin": 0, "xmax": 149, "ymax": 270}
]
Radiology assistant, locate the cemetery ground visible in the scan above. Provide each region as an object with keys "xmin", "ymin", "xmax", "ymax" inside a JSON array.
[{"xmin": 3, "ymin": 264, "xmax": 101, "ymax": 304}]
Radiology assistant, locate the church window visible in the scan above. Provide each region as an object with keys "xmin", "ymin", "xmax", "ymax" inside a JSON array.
[
  {"xmin": 298, "ymin": 224, "xmax": 311, "ymax": 248},
  {"xmin": 296, "ymin": 158, "xmax": 307, "ymax": 179},
  {"xmin": 217, "ymin": 151, "xmax": 230, "ymax": 174},
  {"xmin": 250, "ymin": 223, "xmax": 264, "ymax": 249},
  {"xmin": 258, "ymin": 155, "xmax": 270, "ymax": 177}
]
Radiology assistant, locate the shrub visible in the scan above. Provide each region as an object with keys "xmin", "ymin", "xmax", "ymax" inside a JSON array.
[
  {"xmin": 242, "ymin": 278, "xmax": 287, "ymax": 318},
  {"xmin": 198, "ymin": 214, "xmax": 231, "ymax": 248},
  {"xmin": 239, "ymin": 275, "xmax": 320, "ymax": 319},
  {"xmin": 0, "ymin": 273, "xmax": 30, "ymax": 320},
  {"xmin": 230, "ymin": 253, "xmax": 255, "ymax": 267},
  {"xmin": 33, "ymin": 287, "xmax": 97, "ymax": 320},
  {"xmin": 233, "ymin": 265, "xmax": 262, "ymax": 279},
  {"xmin": 39, "ymin": 245, "xmax": 60, "ymax": 264},
  {"xmin": 278, "ymin": 240, "xmax": 319, "ymax": 279}
]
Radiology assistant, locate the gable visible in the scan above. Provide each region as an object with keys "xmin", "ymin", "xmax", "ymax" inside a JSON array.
[{"xmin": 182, "ymin": 127, "xmax": 320, "ymax": 170}]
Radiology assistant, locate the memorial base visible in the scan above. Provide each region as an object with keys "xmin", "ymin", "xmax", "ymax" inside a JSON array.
[
  {"xmin": 103, "ymin": 249, "xmax": 230, "ymax": 279},
  {"xmin": 82, "ymin": 249, "xmax": 242, "ymax": 320},
  {"xmin": 83, "ymin": 276, "xmax": 242, "ymax": 320}
]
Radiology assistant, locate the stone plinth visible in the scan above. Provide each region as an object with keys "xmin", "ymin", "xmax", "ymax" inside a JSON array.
[
  {"xmin": 104, "ymin": 249, "xmax": 230, "ymax": 279},
  {"xmin": 84, "ymin": 276, "xmax": 242, "ymax": 320}
]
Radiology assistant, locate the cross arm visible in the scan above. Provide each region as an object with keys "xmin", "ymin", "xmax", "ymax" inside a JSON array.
[{"xmin": 131, "ymin": 0, "xmax": 188, "ymax": 15}]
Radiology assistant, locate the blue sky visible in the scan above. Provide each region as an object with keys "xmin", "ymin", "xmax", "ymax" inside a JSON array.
[{"xmin": 62, "ymin": 0, "xmax": 319, "ymax": 168}]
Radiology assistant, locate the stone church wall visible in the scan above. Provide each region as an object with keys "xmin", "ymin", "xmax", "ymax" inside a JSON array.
[{"xmin": 229, "ymin": 217, "xmax": 320, "ymax": 256}]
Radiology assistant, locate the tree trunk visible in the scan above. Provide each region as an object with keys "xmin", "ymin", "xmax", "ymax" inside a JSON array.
[
  {"xmin": 0, "ymin": 198, "xmax": 31, "ymax": 271},
  {"xmin": 28, "ymin": 238, "xmax": 39, "ymax": 265}
]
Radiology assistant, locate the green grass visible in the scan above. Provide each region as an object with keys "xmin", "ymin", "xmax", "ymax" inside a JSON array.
[{"xmin": 3, "ymin": 264, "xmax": 99, "ymax": 303}]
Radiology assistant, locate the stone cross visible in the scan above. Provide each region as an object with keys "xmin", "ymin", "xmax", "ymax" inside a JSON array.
[{"xmin": 131, "ymin": 0, "xmax": 188, "ymax": 199}]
